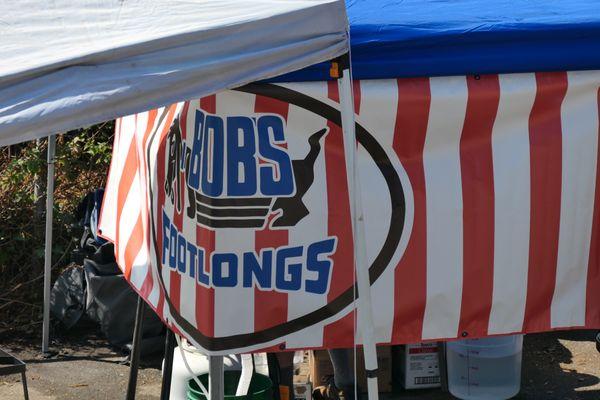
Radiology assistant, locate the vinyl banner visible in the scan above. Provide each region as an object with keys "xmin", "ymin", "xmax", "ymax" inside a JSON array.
[{"xmin": 100, "ymin": 71, "xmax": 600, "ymax": 354}]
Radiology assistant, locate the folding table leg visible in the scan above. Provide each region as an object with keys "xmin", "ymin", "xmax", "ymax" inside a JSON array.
[{"xmin": 21, "ymin": 371, "xmax": 29, "ymax": 400}]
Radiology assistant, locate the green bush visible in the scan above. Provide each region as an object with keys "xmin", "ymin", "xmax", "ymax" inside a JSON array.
[{"xmin": 0, "ymin": 122, "xmax": 114, "ymax": 337}]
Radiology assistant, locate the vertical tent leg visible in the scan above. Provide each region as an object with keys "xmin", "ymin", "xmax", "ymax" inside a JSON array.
[
  {"xmin": 160, "ymin": 329, "xmax": 176, "ymax": 400},
  {"xmin": 42, "ymin": 135, "xmax": 56, "ymax": 355},
  {"xmin": 266, "ymin": 353, "xmax": 281, "ymax": 400},
  {"xmin": 209, "ymin": 356, "xmax": 224, "ymax": 400},
  {"xmin": 337, "ymin": 59, "xmax": 380, "ymax": 400},
  {"xmin": 438, "ymin": 342, "xmax": 448, "ymax": 392},
  {"xmin": 126, "ymin": 295, "xmax": 146, "ymax": 400}
]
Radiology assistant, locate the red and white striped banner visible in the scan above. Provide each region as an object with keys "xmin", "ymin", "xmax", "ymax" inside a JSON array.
[{"xmin": 99, "ymin": 71, "xmax": 600, "ymax": 354}]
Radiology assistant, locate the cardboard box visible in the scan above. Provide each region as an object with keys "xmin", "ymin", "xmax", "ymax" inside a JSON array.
[
  {"xmin": 309, "ymin": 347, "xmax": 393, "ymax": 393},
  {"xmin": 393, "ymin": 343, "xmax": 441, "ymax": 389}
]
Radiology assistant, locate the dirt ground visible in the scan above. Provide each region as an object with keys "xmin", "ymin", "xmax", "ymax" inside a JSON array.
[{"xmin": 0, "ymin": 329, "xmax": 598, "ymax": 400}]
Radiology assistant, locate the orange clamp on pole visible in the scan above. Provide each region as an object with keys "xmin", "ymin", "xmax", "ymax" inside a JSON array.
[{"xmin": 330, "ymin": 61, "xmax": 340, "ymax": 79}]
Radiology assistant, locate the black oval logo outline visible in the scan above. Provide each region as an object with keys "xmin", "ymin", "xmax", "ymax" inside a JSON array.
[{"xmin": 146, "ymin": 83, "xmax": 406, "ymax": 352}]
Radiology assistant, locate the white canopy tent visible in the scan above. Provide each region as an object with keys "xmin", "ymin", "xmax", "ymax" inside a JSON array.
[
  {"xmin": 0, "ymin": 0, "xmax": 348, "ymax": 146},
  {"xmin": 0, "ymin": 1, "xmax": 379, "ymax": 399}
]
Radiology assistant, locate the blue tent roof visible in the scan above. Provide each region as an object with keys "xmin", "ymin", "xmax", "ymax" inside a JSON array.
[{"xmin": 276, "ymin": 0, "xmax": 600, "ymax": 81}]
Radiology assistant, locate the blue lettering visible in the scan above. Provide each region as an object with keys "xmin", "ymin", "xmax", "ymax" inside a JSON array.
[
  {"xmin": 243, "ymin": 250, "xmax": 272, "ymax": 289},
  {"xmin": 162, "ymin": 211, "xmax": 171, "ymax": 266},
  {"xmin": 201, "ymin": 115, "xmax": 224, "ymax": 197},
  {"xmin": 212, "ymin": 253, "xmax": 238, "ymax": 287},
  {"xmin": 276, "ymin": 245, "xmax": 302, "ymax": 291},
  {"xmin": 169, "ymin": 224, "xmax": 177, "ymax": 270},
  {"xmin": 187, "ymin": 110, "xmax": 205, "ymax": 190},
  {"xmin": 160, "ymin": 210, "xmax": 337, "ymax": 294},
  {"xmin": 187, "ymin": 242, "xmax": 197, "ymax": 279},
  {"xmin": 197, "ymin": 248, "xmax": 210, "ymax": 287},
  {"xmin": 227, "ymin": 116, "xmax": 257, "ymax": 196},
  {"xmin": 257, "ymin": 115, "xmax": 294, "ymax": 196},
  {"xmin": 305, "ymin": 238, "xmax": 335, "ymax": 294},
  {"xmin": 177, "ymin": 233, "xmax": 187, "ymax": 274}
]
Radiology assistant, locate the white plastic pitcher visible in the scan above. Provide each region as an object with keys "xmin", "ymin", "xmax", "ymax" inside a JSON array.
[{"xmin": 446, "ymin": 335, "xmax": 523, "ymax": 400}]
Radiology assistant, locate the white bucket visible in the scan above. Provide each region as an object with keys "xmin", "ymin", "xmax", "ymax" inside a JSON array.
[{"xmin": 446, "ymin": 335, "xmax": 523, "ymax": 400}]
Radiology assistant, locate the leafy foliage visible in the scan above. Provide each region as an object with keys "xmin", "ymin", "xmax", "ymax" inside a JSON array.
[{"xmin": 0, "ymin": 122, "xmax": 114, "ymax": 338}]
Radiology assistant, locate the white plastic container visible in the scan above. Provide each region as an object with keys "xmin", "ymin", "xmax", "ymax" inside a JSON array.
[
  {"xmin": 163, "ymin": 340, "xmax": 269, "ymax": 400},
  {"xmin": 446, "ymin": 335, "xmax": 523, "ymax": 400}
]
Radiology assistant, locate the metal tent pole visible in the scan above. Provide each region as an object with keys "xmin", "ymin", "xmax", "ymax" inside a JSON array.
[
  {"xmin": 209, "ymin": 356, "xmax": 224, "ymax": 400},
  {"xmin": 42, "ymin": 135, "xmax": 56, "ymax": 354},
  {"xmin": 126, "ymin": 295, "xmax": 146, "ymax": 400},
  {"xmin": 160, "ymin": 329, "xmax": 176, "ymax": 400},
  {"xmin": 337, "ymin": 58, "xmax": 380, "ymax": 400},
  {"xmin": 438, "ymin": 341, "xmax": 449, "ymax": 392}
]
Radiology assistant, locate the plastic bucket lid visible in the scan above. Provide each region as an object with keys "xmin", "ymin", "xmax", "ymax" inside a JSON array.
[{"xmin": 187, "ymin": 371, "xmax": 273, "ymax": 400}]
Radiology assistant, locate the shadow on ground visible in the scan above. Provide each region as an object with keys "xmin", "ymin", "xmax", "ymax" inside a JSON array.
[
  {"xmin": 517, "ymin": 330, "xmax": 600, "ymax": 400},
  {"xmin": 0, "ymin": 323, "xmax": 163, "ymax": 400},
  {"xmin": 0, "ymin": 328, "xmax": 599, "ymax": 399}
]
